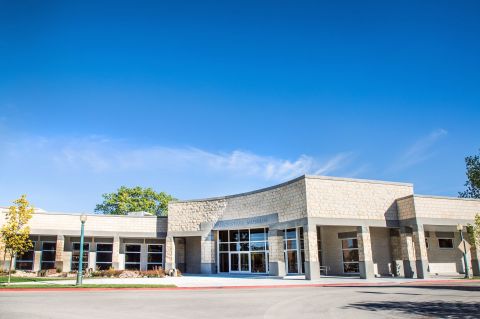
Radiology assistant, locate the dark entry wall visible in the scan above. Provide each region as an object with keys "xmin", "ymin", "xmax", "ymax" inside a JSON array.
[{"xmin": 185, "ymin": 236, "xmax": 201, "ymax": 274}]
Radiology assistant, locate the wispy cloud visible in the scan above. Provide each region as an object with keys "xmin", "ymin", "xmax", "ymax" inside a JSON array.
[
  {"xmin": 1, "ymin": 134, "xmax": 354, "ymax": 182},
  {"xmin": 388, "ymin": 129, "xmax": 448, "ymax": 172}
]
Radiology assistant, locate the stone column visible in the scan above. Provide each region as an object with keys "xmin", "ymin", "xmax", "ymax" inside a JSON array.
[
  {"xmin": 389, "ymin": 229, "xmax": 404, "ymax": 277},
  {"xmin": 357, "ymin": 226, "xmax": 374, "ymax": 279},
  {"xmin": 303, "ymin": 225, "xmax": 320, "ymax": 280},
  {"xmin": 112, "ymin": 236, "xmax": 121, "ymax": 270},
  {"xmin": 471, "ymin": 242, "xmax": 480, "ymax": 277},
  {"xmin": 33, "ymin": 240, "xmax": 42, "ymax": 271},
  {"xmin": 268, "ymin": 229, "xmax": 286, "ymax": 277},
  {"xmin": 54, "ymin": 235, "xmax": 65, "ymax": 271},
  {"xmin": 200, "ymin": 232, "xmax": 216, "ymax": 274},
  {"xmin": 412, "ymin": 224, "xmax": 429, "ymax": 279},
  {"xmin": 165, "ymin": 236, "xmax": 175, "ymax": 270},
  {"xmin": 140, "ymin": 242, "xmax": 148, "ymax": 271},
  {"xmin": 399, "ymin": 226, "xmax": 416, "ymax": 278}
]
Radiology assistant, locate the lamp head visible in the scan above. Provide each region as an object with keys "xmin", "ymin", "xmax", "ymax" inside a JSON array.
[
  {"xmin": 456, "ymin": 224, "xmax": 463, "ymax": 231},
  {"xmin": 80, "ymin": 214, "xmax": 88, "ymax": 223}
]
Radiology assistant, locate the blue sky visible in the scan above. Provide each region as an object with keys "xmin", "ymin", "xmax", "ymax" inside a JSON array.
[{"xmin": 0, "ymin": 1, "xmax": 479, "ymax": 212}]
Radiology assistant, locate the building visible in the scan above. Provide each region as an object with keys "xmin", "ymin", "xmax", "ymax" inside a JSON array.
[{"xmin": 1, "ymin": 175, "xmax": 480, "ymax": 280}]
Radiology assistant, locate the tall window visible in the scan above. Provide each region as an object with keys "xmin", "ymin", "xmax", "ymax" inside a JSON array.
[
  {"xmin": 72, "ymin": 243, "xmax": 89, "ymax": 270},
  {"xmin": 218, "ymin": 228, "xmax": 269, "ymax": 273},
  {"xmin": 125, "ymin": 244, "xmax": 141, "ymax": 270},
  {"xmin": 96, "ymin": 243, "xmax": 113, "ymax": 270},
  {"xmin": 284, "ymin": 228, "xmax": 299, "ymax": 274},
  {"xmin": 341, "ymin": 238, "xmax": 359, "ymax": 273},
  {"xmin": 147, "ymin": 244, "xmax": 163, "ymax": 270},
  {"xmin": 41, "ymin": 242, "xmax": 56, "ymax": 270},
  {"xmin": 317, "ymin": 227, "xmax": 322, "ymax": 266},
  {"xmin": 16, "ymin": 242, "xmax": 35, "ymax": 271}
]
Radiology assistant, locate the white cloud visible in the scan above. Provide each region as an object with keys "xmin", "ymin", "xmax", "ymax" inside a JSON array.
[
  {"xmin": 0, "ymin": 134, "xmax": 353, "ymax": 182},
  {"xmin": 389, "ymin": 129, "xmax": 448, "ymax": 172}
]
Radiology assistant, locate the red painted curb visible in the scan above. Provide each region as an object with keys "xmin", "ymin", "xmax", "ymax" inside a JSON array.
[{"xmin": 1, "ymin": 279, "xmax": 479, "ymax": 292}]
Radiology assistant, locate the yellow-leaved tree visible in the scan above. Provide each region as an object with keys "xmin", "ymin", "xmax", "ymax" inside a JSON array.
[{"xmin": 1, "ymin": 195, "xmax": 34, "ymax": 285}]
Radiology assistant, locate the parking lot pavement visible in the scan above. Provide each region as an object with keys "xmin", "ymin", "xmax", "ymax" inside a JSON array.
[{"xmin": 1, "ymin": 282, "xmax": 479, "ymax": 319}]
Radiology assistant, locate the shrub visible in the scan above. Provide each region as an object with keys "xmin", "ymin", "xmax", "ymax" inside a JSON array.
[{"xmin": 139, "ymin": 267, "xmax": 166, "ymax": 278}]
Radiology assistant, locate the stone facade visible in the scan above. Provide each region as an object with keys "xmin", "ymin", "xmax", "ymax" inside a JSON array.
[{"xmin": 1, "ymin": 175, "xmax": 479, "ymax": 280}]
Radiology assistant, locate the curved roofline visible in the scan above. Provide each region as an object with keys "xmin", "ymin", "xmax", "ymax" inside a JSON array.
[
  {"xmin": 171, "ymin": 175, "xmax": 306, "ymax": 203},
  {"xmin": 171, "ymin": 174, "xmax": 413, "ymax": 204}
]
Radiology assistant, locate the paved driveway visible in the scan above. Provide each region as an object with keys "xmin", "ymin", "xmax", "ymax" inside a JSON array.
[{"xmin": 1, "ymin": 282, "xmax": 479, "ymax": 318}]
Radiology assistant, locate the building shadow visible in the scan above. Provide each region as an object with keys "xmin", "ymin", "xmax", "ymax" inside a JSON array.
[{"xmin": 344, "ymin": 301, "xmax": 480, "ymax": 318}]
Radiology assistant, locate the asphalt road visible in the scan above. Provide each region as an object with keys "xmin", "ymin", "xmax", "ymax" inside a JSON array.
[{"xmin": 1, "ymin": 283, "xmax": 479, "ymax": 319}]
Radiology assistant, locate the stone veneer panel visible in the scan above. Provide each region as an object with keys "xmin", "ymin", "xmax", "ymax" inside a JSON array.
[
  {"xmin": 306, "ymin": 176, "xmax": 413, "ymax": 221},
  {"xmin": 168, "ymin": 178, "xmax": 307, "ymax": 232}
]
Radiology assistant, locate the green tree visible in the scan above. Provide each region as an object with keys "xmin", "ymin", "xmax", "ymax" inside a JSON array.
[
  {"xmin": 1, "ymin": 195, "xmax": 34, "ymax": 285},
  {"xmin": 459, "ymin": 150, "xmax": 480, "ymax": 198},
  {"xmin": 95, "ymin": 186, "xmax": 175, "ymax": 216},
  {"xmin": 467, "ymin": 214, "xmax": 480, "ymax": 249}
]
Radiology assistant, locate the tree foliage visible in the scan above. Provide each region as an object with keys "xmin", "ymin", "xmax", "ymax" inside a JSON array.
[
  {"xmin": 1, "ymin": 195, "xmax": 34, "ymax": 284},
  {"xmin": 459, "ymin": 150, "xmax": 480, "ymax": 198},
  {"xmin": 467, "ymin": 214, "xmax": 480, "ymax": 248},
  {"xmin": 94, "ymin": 186, "xmax": 175, "ymax": 216}
]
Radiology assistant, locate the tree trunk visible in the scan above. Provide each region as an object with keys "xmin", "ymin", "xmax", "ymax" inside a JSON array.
[{"xmin": 7, "ymin": 252, "xmax": 14, "ymax": 285}]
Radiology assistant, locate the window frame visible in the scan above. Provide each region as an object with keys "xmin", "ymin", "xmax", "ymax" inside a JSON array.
[
  {"xmin": 124, "ymin": 243, "xmax": 142, "ymax": 270},
  {"xmin": 95, "ymin": 242, "xmax": 113, "ymax": 270},
  {"xmin": 40, "ymin": 241, "xmax": 57, "ymax": 270},
  {"xmin": 71, "ymin": 242, "xmax": 90, "ymax": 271},
  {"xmin": 15, "ymin": 241, "xmax": 36, "ymax": 271},
  {"xmin": 146, "ymin": 244, "xmax": 164, "ymax": 270},
  {"xmin": 438, "ymin": 238, "xmax": 454, "ymax": 249},
  {"xmin": 341, "ymin": 237, "xmax": 359, "ymax": 274}
]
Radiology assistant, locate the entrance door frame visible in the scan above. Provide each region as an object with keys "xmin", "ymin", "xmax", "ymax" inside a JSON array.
[{"xmin": 229, "ymin": 251, "xmax": 250, "ymax": 273}]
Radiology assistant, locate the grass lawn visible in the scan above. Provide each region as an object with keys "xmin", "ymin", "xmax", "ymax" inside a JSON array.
[
  {"xmin": 0, "ymin": 283, "xmax": 176, "ymax": 289},
  {"xmin": 0, "ymin": 276, "xmax": 70, "ymax": 283}
]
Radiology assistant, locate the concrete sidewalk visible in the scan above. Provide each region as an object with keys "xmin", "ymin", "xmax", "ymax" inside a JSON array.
[{"xmin": 9, "ymin": 274, "xmax": 471, "ymax": 288}]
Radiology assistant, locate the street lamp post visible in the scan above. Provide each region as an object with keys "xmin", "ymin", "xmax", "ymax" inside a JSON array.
[
  {"xmin": 457, "ymin": 224, "xmax": 470, "ymax": 279},
  {"xmin": 76, "ymin": 214, "xmax": 88, "ymax": 286}
]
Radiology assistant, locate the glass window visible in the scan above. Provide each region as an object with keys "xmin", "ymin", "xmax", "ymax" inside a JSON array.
[
  {"xmin": 250, "ymin": 242, "xmax": 266, "ymax": 251},
  {"xmin": 41, "ymin": 242, "xmax": 56, "ymax": 270},
  {"xmin": 341, "ymin": 238, "xmax": 359, "ymax": 274},
  {"xmin": 343, "ymin": 263, "xmax": 359, "ymax": 273},
  {"xmin": 438, "ymin": 238, "xmax": 454, "ymax": 249},
  {"xmin": 251, "ymin": 252, "xmax": 266, "ymax": 273},
  {"xmin": 96, "ymin": 243, "xmax": 112, "ymax": 270},
  {"xmin": 16, "ymin": 243, "xmax": 35, "ymax": 271},
  {"xmin": 250, "ymin": 228, "xmax": 266, "ymax": 241},
  {"xmin": 284, "ymin": 227, "xmax": 303, "ymax": 274},
  {"xmin": 285, "ymin": 228, "xmax": 297, "ymax": 239},
  {"xmin": 219, "ymin": 231, "xmax": 229, "ymax": 242},
  {"xmin": 72, "ymin": 242, "xmax": 89, "ymax": 271},
  {"xmin": 218, "ymin": 228, "xmax": 269, "ymax": 273},
  {"xmin": 240, "ymin": 229, "xmax": 249, "ymax": 241},
  {"xmin": 287, "ymin": 251, "xmax": 298, "ymax": 273},
  {"xmin": 125, "ymin": 244, "xmax": 141, "ymax": 270},
  {"xmin": 342, "ymin": 239, "xmax": 358, "ymax": 249},
  {"xmin": 219, "ymin": 253, "xmax": 229, "ymax": 272},
  {"xmin": 229, "ymin": 230, "xmax": 239, "ymax": 242},
  {"xmin": 147, "ymin": 244, "xmax": 163, "ymax": 270},
  {"xmin": 230, "ymin": 253, "xmax": 239, "ymax": 271}
]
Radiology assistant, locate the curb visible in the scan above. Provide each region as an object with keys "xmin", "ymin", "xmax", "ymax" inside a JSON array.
[{"xmin": 1, "ymin": 279, "xmax": 479, "ymax": 292}]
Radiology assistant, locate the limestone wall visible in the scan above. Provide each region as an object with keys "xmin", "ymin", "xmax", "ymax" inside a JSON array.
[
  {"xmin": 0, "ymin": 211, "xmax": 168, "ymax": 237},
  {"xmin": 167, "ymin": 177, "xmax": 307, "ymax": 232},
  {"xmin": 413, "ymin": 196, "xmax": 480, "ymax": 220},
  {"xmin": 306, "ymin": 176, "xmax": 413, "ymax": 221}
]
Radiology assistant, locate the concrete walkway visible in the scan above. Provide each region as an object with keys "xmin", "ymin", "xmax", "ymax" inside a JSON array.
[{"xmin": 9, "ymin": 274, "xmax": 470, "ymax": 288}]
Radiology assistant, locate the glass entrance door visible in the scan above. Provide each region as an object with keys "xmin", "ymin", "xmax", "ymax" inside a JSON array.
[{"xmin": 229, "ymin": 252, "xmax": 250, "ymax": 272}]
